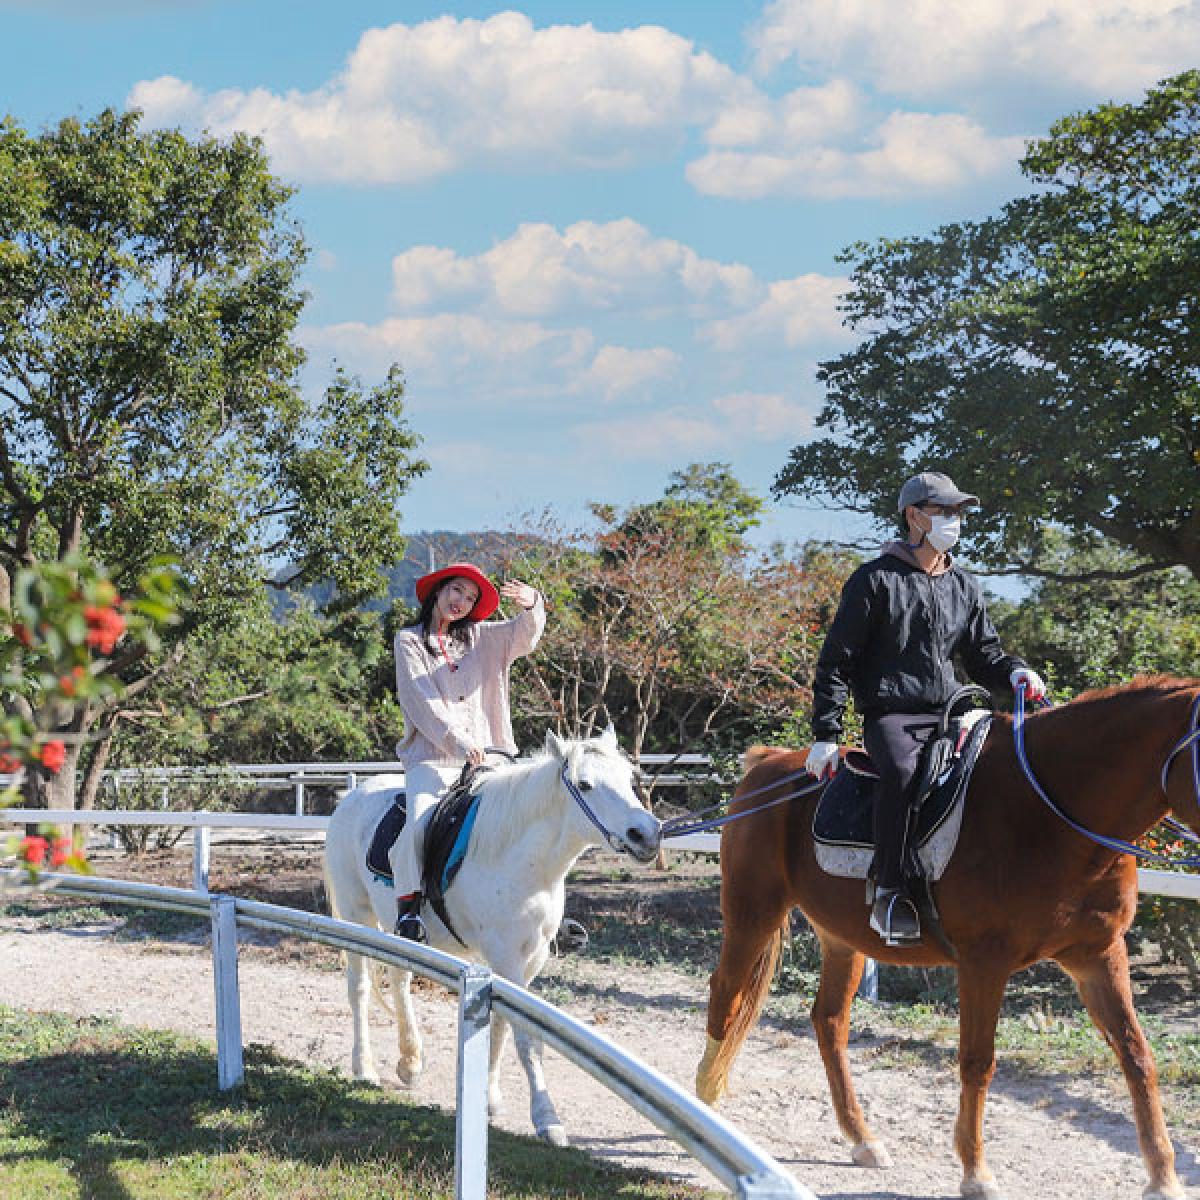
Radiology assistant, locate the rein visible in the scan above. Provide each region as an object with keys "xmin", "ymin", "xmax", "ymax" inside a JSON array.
[
  {"xmin": 1013, "ymin": 686, "xmax": 1200, "ymax": 868},
  {"xmin": 660, "ymin": 768, "xmax": 822, "ymax": 839}
]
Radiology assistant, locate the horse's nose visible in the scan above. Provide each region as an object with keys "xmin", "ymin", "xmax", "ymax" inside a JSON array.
[{"xmin": 625, "ymin": 819, "xmax": 662, "ymax": 855}]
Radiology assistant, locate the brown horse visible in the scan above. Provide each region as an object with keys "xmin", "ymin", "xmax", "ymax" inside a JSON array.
[{"xmin": 695, "ymin": 675, "xmax": 1200, "ymax": 1200}]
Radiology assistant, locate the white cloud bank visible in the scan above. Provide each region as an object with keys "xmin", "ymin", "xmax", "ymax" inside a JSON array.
[
  {"xmin": 750, "ymin": 0, "xmax": 1200, "ymax": 98},
  {"xmin": 307, "ymin": 219, "xmax": 849, "ymax": 406},
  {"xmin": 123, "ymin": 10, "xmax": 1092, "ymax": 199}
]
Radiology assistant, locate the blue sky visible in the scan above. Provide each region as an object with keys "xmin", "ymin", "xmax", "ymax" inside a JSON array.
[{"xmin": 6, "ymin": 0, "xmax": 1199, "ymax": 557}]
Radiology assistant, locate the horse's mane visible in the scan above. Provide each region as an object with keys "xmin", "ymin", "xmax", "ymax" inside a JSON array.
[
  {"xmin": 1042, "ymin": 674, "xmax": 1199, "ymax": 717},
  {"xmin": 465, "ymin": 739, "xmax": 605, "ymax": 863}
]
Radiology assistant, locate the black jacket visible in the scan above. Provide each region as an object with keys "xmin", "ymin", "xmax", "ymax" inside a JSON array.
[{"xmin": 810, "ymin": 545, "xmax": 1025, "ymax": 741}]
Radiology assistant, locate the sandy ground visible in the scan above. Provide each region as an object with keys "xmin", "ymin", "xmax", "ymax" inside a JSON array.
[{"xmin": 1, "ymin": 905, "xmax": 1196, "ymax": 1200}]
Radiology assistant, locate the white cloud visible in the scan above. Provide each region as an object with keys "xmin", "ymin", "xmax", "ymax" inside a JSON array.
[
  {"xmin": 689, "ymin": 112, "xmax": 1027, "ymax": 199},
  {"xmin": 576, "ymin": 389, "xmax": 819, "ymax": 459},
  {"xmin": 702, "ymin": 274, "xmax": 849, "ymax": 350},
  {"xmin": 303, "ymin": 314, "xmax": 594, "ymax": 393},
  {"xmin": 128, "ymin": 13, "xmax": 743, "ymax": 184},
  {"xmin": 391, "ymin": 219, "xmax": 762, "ymax": 318},
  {"xmin": 750, "ymin": 0, "xmax": 1200, "ymax": 99},
  {"xmin": 306, "ymin": 312, "xmax": 687, "ymax": 406},
  {"xmin": 126, "ymin": 12, "xmax": 1037, "ymax": 201},
  {"xmin": 579, "ymin": 346, "xmax": 681, "ymax": 400},
  {"xmin": 712, "ymin": 392, "xmax": 815, "ymax": 439}
]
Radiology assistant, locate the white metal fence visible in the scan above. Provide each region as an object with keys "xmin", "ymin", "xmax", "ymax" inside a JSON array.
[
  {"xmin": 26, "ymin": 870, "xmax": 813, "ymax": 1200},
  {"xmin": 95, "ymin": 755, "xmax": 721, "ymax": 815}
]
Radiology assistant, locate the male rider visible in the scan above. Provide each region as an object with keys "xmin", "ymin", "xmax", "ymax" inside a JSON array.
[{"xmin": 805, "ymin": 471, "xmax": 1046, "ymax": 945}]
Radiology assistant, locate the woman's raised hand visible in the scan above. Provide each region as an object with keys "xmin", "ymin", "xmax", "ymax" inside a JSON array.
[{"xmin": 500, "ymin": 580, "xmax": 538, "ymax": 610}]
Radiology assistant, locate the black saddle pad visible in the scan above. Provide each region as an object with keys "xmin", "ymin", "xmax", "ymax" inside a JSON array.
[
  {"xmin": 813, "ymin": 715, "xmax": 992, "ymax": 850},
  {"xmin": 366, "ymin": 792, "xmax": 408, "ymax": 881}
]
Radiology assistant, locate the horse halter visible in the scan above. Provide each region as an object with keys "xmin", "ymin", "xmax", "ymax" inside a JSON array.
[
  {"xmin": 557, "ymin": 759, "xmax": 639, "ymax": 854},
  {"xmin": 1014, "ymin": 686, "xmax": 1200, "ymax": 866}
]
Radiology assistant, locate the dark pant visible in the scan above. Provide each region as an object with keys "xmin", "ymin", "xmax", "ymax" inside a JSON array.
[{"xmin": 862, "ymin": 712, "xmax": 940, "ymax": 890}]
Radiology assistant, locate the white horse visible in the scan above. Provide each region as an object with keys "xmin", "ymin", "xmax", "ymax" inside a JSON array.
[{"xmin": 323, "ymin": 727, "xmax": 662, "ymax": 1144}]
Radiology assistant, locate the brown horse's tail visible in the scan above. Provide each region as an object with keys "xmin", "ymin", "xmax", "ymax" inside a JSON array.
[{"xmin": 699, "ymin": 912, "xmax": 789, "ymax": 1103}]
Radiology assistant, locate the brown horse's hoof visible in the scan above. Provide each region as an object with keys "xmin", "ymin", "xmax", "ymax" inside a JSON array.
[
  {"xmin": 851, "ymin": 1141, "xmax": 892, "ymax": 1169},
  {"xmin": 394, "ymin": 1057, "xmax": 422, "ymax": 1089},
  {"xmin": 1142, "ymin": 1186, "xmax": 1185, "ymax": 1200}
]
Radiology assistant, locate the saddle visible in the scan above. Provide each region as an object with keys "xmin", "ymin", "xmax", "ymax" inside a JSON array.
[
  {"xmin": 812, "ymin": 700, "xmax": 993, "ymax": 884},
  {"xmin": 364, "ymin": 765, "xmax": 485, "ymax": 946}
]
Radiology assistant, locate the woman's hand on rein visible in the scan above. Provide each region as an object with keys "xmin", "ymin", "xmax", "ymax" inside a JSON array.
[
  {"xmin": 464, "ymin": 744, "xmax": 487, "ymax": 767},
  {"xmin": 501, "ymin": 580, "xmax": 538, "ymax": 610}
]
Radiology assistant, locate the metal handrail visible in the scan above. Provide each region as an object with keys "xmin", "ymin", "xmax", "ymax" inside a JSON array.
[{"xmin": 30, "ymin": 872, "xmax": 812, "ymax": 1200}]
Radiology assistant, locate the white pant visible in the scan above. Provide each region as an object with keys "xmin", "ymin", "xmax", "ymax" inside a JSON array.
[{"xmin": 388, "ymin": 762, "xmax": 460, "ymax": 897}]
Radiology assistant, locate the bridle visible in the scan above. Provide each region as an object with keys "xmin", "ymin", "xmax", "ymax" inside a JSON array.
[
  {"xmin": 1013, "ymin": 685, "xmax": 1200, "ymax": 866},
  {"xmin": 558, "ymin": 758, "xmax": 649, "ymax": 855}
]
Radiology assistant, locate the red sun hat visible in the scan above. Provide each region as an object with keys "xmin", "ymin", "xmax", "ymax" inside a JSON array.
[{"xmin": 414, "ymin": 562, "xmax": 499, "ymax": 622}]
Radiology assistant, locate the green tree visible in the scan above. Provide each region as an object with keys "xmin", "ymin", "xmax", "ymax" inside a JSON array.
[
  {"xmin": 0, "ymin": 110, "xmax": 426, "ymax": 806},
  {"xmin": 775, "ymin": 71, "xmax": 1200, "ymax": 582},
  {"xmin": 996, "ymin": 534, "xmax": 1200, "ymax": 695}
]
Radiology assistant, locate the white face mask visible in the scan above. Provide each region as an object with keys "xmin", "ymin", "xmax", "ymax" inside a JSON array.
[{"xmin": 924, "ymin": 514, "xmax": 961, "ymax": 553}]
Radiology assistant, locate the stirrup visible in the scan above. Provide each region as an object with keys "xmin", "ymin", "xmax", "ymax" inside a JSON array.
[
  {"xmin": 869, "ymin": 889, "xmax": 920, "ymax": 946},
  {"xmin": 553, "ymin": 917, "xmax": 588, "ymax": 954},
  {"xmin": 394, "ymin": 896, "xmax": 428, "ymax": 944}
]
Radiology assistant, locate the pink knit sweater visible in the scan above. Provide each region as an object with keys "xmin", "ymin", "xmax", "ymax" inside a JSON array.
[{"xmin": 392, "ymin": 595, "xmax": 546, "ymax": 767}]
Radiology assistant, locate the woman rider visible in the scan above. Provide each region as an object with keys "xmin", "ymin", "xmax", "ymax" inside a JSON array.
[
  {"xmin": 390, "ymin": 562, "xmax": 544, "ymax": 940},
  {"xmin": 804, "ymin": 472, "xmax": 1045, "ymax": 945}
]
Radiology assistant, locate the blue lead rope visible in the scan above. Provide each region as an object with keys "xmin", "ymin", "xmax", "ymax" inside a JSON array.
[
  {"xmin": 660, "ymin": 768, "xmax": 822, "ymax": 839},
  {"xmin": 1013, "ymin": 686, "xmax": 1200, "ymax": 868}
]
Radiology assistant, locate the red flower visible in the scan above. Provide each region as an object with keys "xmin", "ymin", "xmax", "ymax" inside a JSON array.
[
  {"xmin": 11, "ymin": 623, "xmax": 33, "ymax": 647},
  {"xmin": 49, "ymin": 837, "xmax": 71, "ymax": 868},
  {"xmin": 58, "ymin": 665, "xmax": 88, "ymax": 697},
  {"xmin": 0, "ymin": 751, "xmax": 21, "ymax": 774},
  {"xmin": 19, "ymin": 835, "xmax": 48, "ymax": 866},
  {"xmin": 36, "ymin": 740, "xmax": 67, "ymax": 774},
  {"xmin": 84, "ymin": 605, "xmax": 126, "ymax": 655}
]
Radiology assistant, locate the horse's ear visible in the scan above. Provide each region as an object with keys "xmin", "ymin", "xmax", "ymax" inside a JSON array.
[
  {"xmin": 544, "ymin": 730, "xmax": 567, "ymax": 758},
  {"xmin": 600, "ymin": 723, "xmax": 618, "ymax": 751}
]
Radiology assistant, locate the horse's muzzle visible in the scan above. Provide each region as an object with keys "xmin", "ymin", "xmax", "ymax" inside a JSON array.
[{"xmin": 620, "ymin": 818, "xmax": 663, "ymax": 863}]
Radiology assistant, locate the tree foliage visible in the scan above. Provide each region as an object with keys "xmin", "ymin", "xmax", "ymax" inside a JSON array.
[
  {"xmin": 503, "ymin": 466, "xmax": 850, "ymax": 771},
  {"xmin": 0, "ymin": 109, "xmax": 426, "ymax": 804},
  {"xmin": 775, "ymin": 71, "xmax": 1200, "ymax": 583}
]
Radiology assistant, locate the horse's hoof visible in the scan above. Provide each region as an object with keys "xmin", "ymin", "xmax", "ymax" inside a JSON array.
[
  {"xmin": 1143, "ymin": 1186, "xmax": 1185, "ymax": 1200},
  {"xmin": 353, "ymin": 1070, "xmax": 380, "ymax": 1087},
  {"xmin": 851, "ymin": 1141, "xmax": 892, "ymax": 1169},
  {"xmin": 695, "ymin": 1074, "xmax": 724, "ymax": 1106},
  {"xmin": 394, "ymin": 1059, "xmax": 422, "ymax": 1089},
  {"xmin": 538, "ymin": 1124, "xmax": 569, "ymax": 1147},
  {"xmin": 961, "ymin": 1178, "xmax": 1004, "ymax": 1199}
]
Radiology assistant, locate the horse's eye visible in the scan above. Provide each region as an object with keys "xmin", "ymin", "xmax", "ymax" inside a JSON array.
[{"xmin": 578, "ymin": 781, "xmax": 593, "ymax": 792}]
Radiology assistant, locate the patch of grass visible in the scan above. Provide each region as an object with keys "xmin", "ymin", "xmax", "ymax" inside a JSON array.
[{"xmin": 0, "ymin": 1007, "xmax": 717, "ymax": 1200}]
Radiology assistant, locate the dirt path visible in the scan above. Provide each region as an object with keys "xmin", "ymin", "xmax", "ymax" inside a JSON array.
[{"xmin": 2, "ymin": 910, "xmax": 1196, "ymax": 1199}]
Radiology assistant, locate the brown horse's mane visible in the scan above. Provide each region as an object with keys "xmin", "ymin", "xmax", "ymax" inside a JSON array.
[{"xmin": 1045, "ymin": 674, "xmax": 1200, "ymax": 717}]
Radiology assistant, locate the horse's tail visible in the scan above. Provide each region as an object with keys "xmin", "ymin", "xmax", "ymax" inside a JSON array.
[{"xmin": 698, "ymin": 913, "xmax": 789, "ymax": 1104}]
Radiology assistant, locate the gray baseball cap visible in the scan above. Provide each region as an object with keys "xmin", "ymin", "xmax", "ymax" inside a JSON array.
[{"xmin": 897, "ymin": 471, "xmax": 980, "ymax": 514}]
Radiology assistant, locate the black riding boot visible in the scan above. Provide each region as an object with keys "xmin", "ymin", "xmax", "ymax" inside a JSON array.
[{"xmin": 394, "ymin": 893, "xmax": 427, "ymax": 943}]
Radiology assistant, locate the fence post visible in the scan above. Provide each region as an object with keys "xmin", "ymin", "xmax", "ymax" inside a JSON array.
[
  {"xmin": 737, "ymin": 1169, "xmax": 806, "ymax": 1198},
  {"xmin": 294, "ymin": 779, "xmax": 305, "ymax": 816},
  {"xmin": 210, "ymin": 894, "xmax": 244, "ymax": 1091},
  {"xmin": 193, "ymin": 826, "xmax": 211, "ymax": 894},
  {"xmin": 858, "ymin": 957, "xmax": 879, "ymax": 1002},
  {"xmin": 455, "ymin": 963, "xmax": 492, "ymax": 1200}
]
